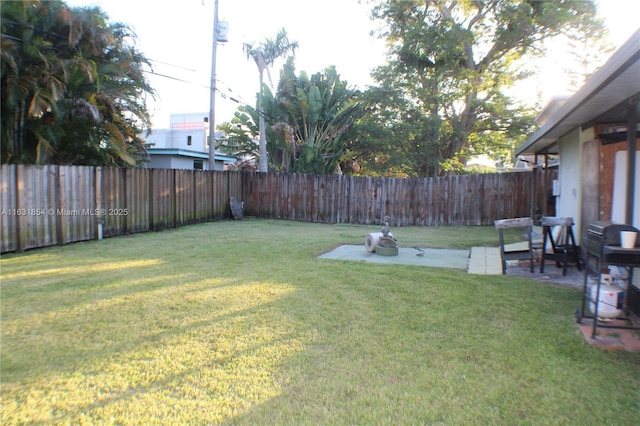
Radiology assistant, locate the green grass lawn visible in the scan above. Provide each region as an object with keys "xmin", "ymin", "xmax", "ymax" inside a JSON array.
[{"xmin": 1, "ymin": 219, "xmax": 639, "ymax": 424}]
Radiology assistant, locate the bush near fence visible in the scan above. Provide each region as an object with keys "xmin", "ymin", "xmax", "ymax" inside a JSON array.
[{"xmin": 0, "ymin": 165, "xmax": 552, "ymax": 253}]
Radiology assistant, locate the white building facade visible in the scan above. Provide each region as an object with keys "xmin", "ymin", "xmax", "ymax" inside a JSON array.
[{"xmin": 145, "ymin": 113, "xmax": 236, "ymax": 170}]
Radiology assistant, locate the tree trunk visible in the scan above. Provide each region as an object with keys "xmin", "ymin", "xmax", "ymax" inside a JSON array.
[{"xmin": 258, "ymin": 69, "xmax": 268, "ymax": 172}]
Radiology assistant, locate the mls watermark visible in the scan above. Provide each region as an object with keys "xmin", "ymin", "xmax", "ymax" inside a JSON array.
[{"xmin": 1, "ymin": 208, "xmax": 129, "ymax": 217}]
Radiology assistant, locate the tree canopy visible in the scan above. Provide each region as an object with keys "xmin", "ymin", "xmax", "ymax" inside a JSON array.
[
  {"xmin": 218, "ymin": 59, "xmax": 363, "ymax": 174},
  {"xmin": 276, "ymin": 60, "xmax": 363, "ymax": 174},
  {"xmin": 355, "ymin": 0, "xmax": 605, "ymax": 177},
  {"xmin": 1, "ymin": 0, "xmax": 155, "ymax": 166}
]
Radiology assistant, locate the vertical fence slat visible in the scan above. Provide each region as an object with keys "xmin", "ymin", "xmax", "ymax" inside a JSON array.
[{"xmin": 1, "ymin": 165, "xmax": 18, "ymax": 252}]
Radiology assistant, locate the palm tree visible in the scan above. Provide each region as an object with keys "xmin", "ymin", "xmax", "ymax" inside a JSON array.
[
  {"xmin": 244, "ymin": 28, "xmax": 297, "ymax": 172},
  {"xmin": 218, "ymin": 84, "xmax": 293, "ymax": 172},
  {"xmin": 1, "ymin": 0, "xmax": 154, "ymax": 166},
  {"xmin": 1, "ymin": 0, "xmax": 70, "ymax": 163},
  {"xmin": 60, "ymin": 7, "xmax": 155, "ymax": 165}
]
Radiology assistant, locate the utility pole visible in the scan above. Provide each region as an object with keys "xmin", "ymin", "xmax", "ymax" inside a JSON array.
[{"xmin": 207, "ymin": 0, "xmax": 219, "ymax": 170}]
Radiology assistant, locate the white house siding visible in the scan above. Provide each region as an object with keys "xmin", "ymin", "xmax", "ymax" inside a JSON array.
[
  {"xmin": 168, "ymin": 157, "xmax": 202, "ymax": 170},
  {"xmin": 145, "ymin": 129, "xmax": 172, "ymax": 148},
  {"xmin": 146, "ymin": 128, "xmax": 207, "ymax": 151},
  {"xmin": 147, "ymin": 156, "xmax": 205, "ymax": 170},
  {"xmin": 556, "ymin": 127, "xmax": 583, "ymax": 240},
  {"xmin": 147, "ymin": 156, "xmax": 173, "ymax": 169}
]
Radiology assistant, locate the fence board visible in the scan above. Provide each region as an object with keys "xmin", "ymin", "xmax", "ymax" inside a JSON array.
[
  {"xmin": 290, "ymin": 174, "xmax": 300, "ymax": 221},
  {"xmin": 101, "ymin": 167, "xmax": 125, "ymax": 236},
  {"xmin": 215, "ymin": 171, "xmax": 224, "ymax": 219},
  {"xmin": 1, "ymin": 166, "xmax": 17, "ymax": 252},
  {"xmin": 174, "ymin": 170, "xmax": 190, "ymax": 225},
  {"xmin": 34, "ymin": 166, "xmax": 51, "ymax": 247},
  {"xmin": 335, "ymin": 176, "xmax": 344, "ymax": 223},
  {"xmin": 210, "ymin": 171, "xmax": 220, "ymax": 219},
  {"xmin": 288, "ymin": 174, "xmax": 298, "ymax": 221},
  {"xmin": 290, "ymin": 174, "xmax": 299, "ymax": 221},
  {"xmin": 17, "ymin": 165, "xmax": 33, "ymax": 250},
  {"xmin": 133, "ymin": 168, "xmax": 150, "ymax": 233}
]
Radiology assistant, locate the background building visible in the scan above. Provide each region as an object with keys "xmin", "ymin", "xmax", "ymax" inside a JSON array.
[{"xmin": 145, "ymin": 112, "xmax": 236, "ymax": 170}]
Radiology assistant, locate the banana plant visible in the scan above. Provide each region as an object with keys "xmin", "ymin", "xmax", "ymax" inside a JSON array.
[
  {"xmin": 220, "ymin": 59, "xmax": 363, "ymax": 174},
  {"xmin": 277, "ymin": 62, "xmax": 363, "ymax": 174},
  {"xmin": 217, "ymin": 85, "xmax": 294, "ymax": 171}
]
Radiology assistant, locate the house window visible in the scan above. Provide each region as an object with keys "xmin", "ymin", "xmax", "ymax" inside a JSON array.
[
  {"xmin": 194, "ymin": 159, "xmax": 204, "ymax": 170},
  {"xmin": 187, "ymin": 135, "xmax": 192, "ymax": 146}
]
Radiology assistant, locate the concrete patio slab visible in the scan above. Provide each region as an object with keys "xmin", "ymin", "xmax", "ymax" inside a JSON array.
[
  {"xmin": 467, "ymin": 246, "xmax": 502, "ymax": 275},
  {"xmin": 318, "ymin": 245, "xmax": 469, "ymax": 270}
]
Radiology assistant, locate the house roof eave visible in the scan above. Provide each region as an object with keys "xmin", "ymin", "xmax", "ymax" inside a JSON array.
[
  {"xmin": 515, "ymin": 29, "xmax": 640, "ymax": 156},
  {"xmin": 148, "ymin": 148, "xmax": 236, "ymax": 162}
]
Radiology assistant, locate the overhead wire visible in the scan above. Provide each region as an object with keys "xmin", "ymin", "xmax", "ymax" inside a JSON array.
[
  {"xmin": 145, "ymin": 68, "xmax": 249, "ymax": 106},
  {"xmin": 2, "ymin": 16, "xmax": 261, "ymax": 119}
]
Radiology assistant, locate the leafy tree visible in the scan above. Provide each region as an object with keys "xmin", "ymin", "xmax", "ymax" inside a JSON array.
[
  {"xmin": 243, "ymin": 28, "xmax": 298, "ymax": 172},
  {"xmin": 219, "ymin": 60, "xmax": 363, "ymax": 175},
  {"xmin": 276, "ymin": 60, "xmax": 364, "ymax": 174},
  {"xmin": 364, "ymin": 0, "xmax": 605, "ymax": 176},
  {"xmin": 1, "ymin": 0, "xmax": 154, "ymax": 166},
  {"xmin": 217, "ymin": 106, "xmax": 260, "ymax": 162},
  {"xmin": 348, "ymin": 85, "xmax": 442, "ymax": 177},
  {"xmin": 217, "ymin": 85, "xmax": 289, "ymax": 171}
]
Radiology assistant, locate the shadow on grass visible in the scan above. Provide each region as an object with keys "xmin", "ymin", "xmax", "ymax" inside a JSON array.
[
  {"xmin": 2, "ymin": 220, "xmax": 640, "ymax": 424},
  {"xmin": 1, "ymin": 273, "xmax": 313, "ymax": 423}
]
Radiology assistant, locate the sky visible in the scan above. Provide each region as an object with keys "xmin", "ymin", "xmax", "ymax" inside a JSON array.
[{"xmin": 63, "ymin": 0, "xmax": 640, "ymax": 130}]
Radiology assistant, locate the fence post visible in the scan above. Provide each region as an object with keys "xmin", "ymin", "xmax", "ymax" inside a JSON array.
[
  {"xmin": 55, "ymin": 165, "xmax": 66, "ymax": 247},
  {"xmin": 14, "ymin": 165, "xmax": 23, "ymax": 252},
  {"xmin": 95, "ymin": 167, "xmax": 103, "ymax": 240}
]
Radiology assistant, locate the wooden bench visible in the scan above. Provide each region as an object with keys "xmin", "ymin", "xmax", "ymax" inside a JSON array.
[{"xmin": 494, "ymin": 217, "xmax": 535, "ymax": 274}]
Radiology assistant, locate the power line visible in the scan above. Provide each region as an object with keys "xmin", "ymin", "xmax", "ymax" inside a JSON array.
[
  {"xmin": 145, "ymin": 70, "xmax": 210, "ymax": 89},
  {"xmin": 149, "ymin": 59, "xmax": 196, "ymax": 72},
  {"xmin": 145, "ymin": 70, "xmax": 246, "ymax": 102}
]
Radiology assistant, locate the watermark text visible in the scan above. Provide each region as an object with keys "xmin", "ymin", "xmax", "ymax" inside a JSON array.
[{"xmin": 1, "ymin": 208, "xmax": 129, "ymax": 217}]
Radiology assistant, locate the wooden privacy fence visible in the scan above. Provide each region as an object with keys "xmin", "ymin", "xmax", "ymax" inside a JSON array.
[
  {"xmin": 241, "ymin": 171, "xmax": 548, "ymax": 227},
  {"xmin": 1, "ymin": 165, "xmax": 241, "ymax": 253},
  {"xmin": 1, "ymin": 165, "xmax": 551, "ymax": 253}
]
